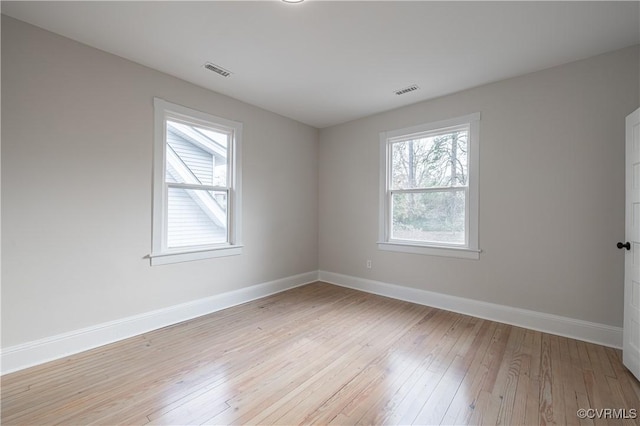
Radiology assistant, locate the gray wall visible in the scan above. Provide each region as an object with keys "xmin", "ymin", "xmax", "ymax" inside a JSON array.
[
  {"xmin": 3, "ymin": 14, "xmax": 639, "ymax": 351},
  {"xmin": 1, "ymin": 16, "xmax": 319, "ymax": 347},
  {"xmin": 319, "ymin": 45, "xmax": 639, "ymax": 327}
]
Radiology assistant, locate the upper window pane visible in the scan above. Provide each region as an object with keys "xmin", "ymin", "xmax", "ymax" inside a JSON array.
[
  {"xmin": 165, "ymin": 120, "xmax": 229, "ymax": 187},
  {"xmin": 391, "ymin": 128, "xmax": 468, "ymax": 190}
]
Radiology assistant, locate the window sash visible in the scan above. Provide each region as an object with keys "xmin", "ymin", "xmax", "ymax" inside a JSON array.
[
  {"xmin": 162, "ymin": 117, "xmax": 234, "ymax": 251},
  {"xmin": 385, "ymin": 161, "xmax": 471, "ymax": 248},
  {"xmin": 390, "ymin": 186, "xmax": 467, "ymax": 194},
  {"xmin": 388, "ymin": 128, "xmax": 469, "ymax": 191},
  {"xmin": 165, "ymin": 182, "xmax": 230, "ymax": 192},
  {"xmin": 151, "ymin": 98, "xmax": 243, "ymax": 265},
  {"xmin": 387, "ymin": 187, "xmax": 469, "ymax": 247},
  {"xmin": 164, "ymin": 184, "xmax": 231, "ymax": 250},
  {"xmin": 387, "ymin": 123, "xmax": 470, "ymax": 144},
  {"xmin": 164, "ymin": 115, "xmax": 234, "ymax": 188},
  {"xmin": 379, "ymin": 112, "xmax": 480, "ymax": 258}
]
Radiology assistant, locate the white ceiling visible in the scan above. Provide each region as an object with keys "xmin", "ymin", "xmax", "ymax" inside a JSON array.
[{"xmin": 3, "ymin": 1, "xmax": 639, "ymax": 128}]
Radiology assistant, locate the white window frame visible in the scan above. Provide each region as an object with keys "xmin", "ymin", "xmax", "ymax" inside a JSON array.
[
  {"xmin": 150, "ymin": 98, "xmax": 243, "ymax": 265},
  {"xmin": 378, "ymin": 112, "xmax": 480, "ymax": 260}
]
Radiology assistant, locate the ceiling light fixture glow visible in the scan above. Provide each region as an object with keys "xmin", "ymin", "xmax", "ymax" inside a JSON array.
[{"xmin": 282, "ymin": 0, "xmax": 304, "ymax": 3}]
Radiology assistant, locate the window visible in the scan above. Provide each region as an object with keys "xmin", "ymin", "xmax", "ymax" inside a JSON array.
[
  {"xmin": 151, "ymin": 98, "xmax": 242, "ymax": 265},
  {"xmin": 379, "ymin": 113, "xmax": 480, "ymax": 259}
]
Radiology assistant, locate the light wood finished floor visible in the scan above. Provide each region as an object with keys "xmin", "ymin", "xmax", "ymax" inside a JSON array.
[{"xmin": 2, "ymin": 282, "xmax": 639, "ymax": 425}]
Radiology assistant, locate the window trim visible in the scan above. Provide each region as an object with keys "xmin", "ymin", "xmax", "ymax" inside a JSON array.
[
  {"xmin": 378, "ymin": 112, "xmax": 480, "ymax": 260},
  {"xmin": 150, "ymin": 98, "xmax": 243, "ymax": 265}
]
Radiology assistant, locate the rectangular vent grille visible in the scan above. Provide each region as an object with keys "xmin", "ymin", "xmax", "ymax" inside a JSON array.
[
  {"xmin": 204, "ymin": 63, "xmax": 232, "ymax": 77},
  {"xmin": 394, "ymin": 84, "xmax": 419, "ymax": 95}
]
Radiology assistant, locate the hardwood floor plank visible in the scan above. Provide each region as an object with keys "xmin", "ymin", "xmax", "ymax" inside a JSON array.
[
  {"xmin": 255, "ymin": 302, "xmax": 428, "ymax": 426},
  {"xmin": 353, "ymin": 310, "xmax": 462, "ymax": 426},
  {"xmin": 550, "ymin": 335, "xmax": 567, "ymax": 425},
  {"xmin": 586, "ymin": 343, "xmax": 622, "ymax": 426},
  {"xmin": 428, "ymin": 319, "xmax": 496, "ymax": 425},
  {"xmin": 584, "ymin": 369, "xmax": 610, "ymax": 426},
  {"xmin": 411, "ymin": 317, "xmax": 484, "ymax": 425},
  {"xmin": 559, "ymin": 336, "xmax": 580, "ymax": 426},
  {"xmin": 496, "ymin": 326, "xmax": 528, "ymax": 426},
  {"xmin": 605, "ymin": 349, "xmax": 640, "ymax": 424},
  {"xmin": 2, "ymin": 282, "xmax": 638, "ymax": 426},
  {"xmin": 524, "ymin": 329, "xmax": 543, "ymax": 426},
  {"xmin": 466, "ymin": 323, "xmax": 512, "ymax": 425},
  {"xmin": 297, "ymin": 313, "xmax": 440, "ymax": 425},
  {"xmin": 348, "ymin": 310, "xmax": 449, "ymax": 425},
  {"xmin": 388, "ymin": 314, "xmax": 470, "ymax": 425},
  {"xmin": 147, "ymin": 287, "xmax": 381, "ymax": 425},
  {"xmin": 606, "ymin": 375, "xmax": 638, "ymax": 426},
  {"xmin": 509, "ymin": 328, "xmax": 533, "ymax": 426},
  {"xmin": 327, "ymin": 315, "xmax": 481, "ymax": 426},
  {"xmin": 481, "ymin": 324, "xmax": 526, "ymax": 426}
]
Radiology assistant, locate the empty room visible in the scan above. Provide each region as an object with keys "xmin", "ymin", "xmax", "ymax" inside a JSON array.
[{"xmin": 2, "ymin": 1, "xmax": 639, "ymax": 425}]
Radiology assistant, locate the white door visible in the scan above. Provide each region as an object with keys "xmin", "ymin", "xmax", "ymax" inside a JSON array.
[{"xmin": 623, "ymin": 107, "xmax": 640, "ymax": 381}]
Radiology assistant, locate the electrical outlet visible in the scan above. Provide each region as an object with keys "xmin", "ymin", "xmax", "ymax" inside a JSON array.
[{"xmin": 366, "ymin": 259, "xmax": 372, "ymax": 269}]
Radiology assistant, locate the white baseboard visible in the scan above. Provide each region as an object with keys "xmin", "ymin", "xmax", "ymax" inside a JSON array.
[
  {"xmin": 1, "ymin": 271, "xmax": 318, "ymax": 375},
  {"xmin": 318, "ymin": 270, "xmax": 623, "ymax": 349},
  {"xmin": 2, "ymin": 269, "xmax": 623, "ymax": 375}
]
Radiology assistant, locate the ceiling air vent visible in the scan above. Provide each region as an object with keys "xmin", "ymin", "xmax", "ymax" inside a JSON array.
[
  {"xmin": 204, "ymin": 62, "xmax": 232, "ymax": 77},
  {"xmin": 394, "ymin": 84, "xmax": 419, "ymax": 95}
]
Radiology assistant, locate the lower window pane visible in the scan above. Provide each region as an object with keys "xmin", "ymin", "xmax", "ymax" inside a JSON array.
[
  {"xmin": 167, "ymin": 187, "xmax": 228, "ymax": 248},
  {"xmin": 391, "ymin": 190, "xmax": 466, "ymax": 245}
]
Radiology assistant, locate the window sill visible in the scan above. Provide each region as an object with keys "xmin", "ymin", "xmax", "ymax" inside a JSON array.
[
  {"xmin": 377, "ymin": 241, "xmax": 480, "ymax": 260},
  {"xmin": 149, "ymin": 245, "xmax": 243, "ymax": 266}
]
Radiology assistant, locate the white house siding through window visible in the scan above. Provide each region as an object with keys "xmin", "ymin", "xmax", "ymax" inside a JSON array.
[{"xmin": 165, "ymin": 120, "xmax": 228, "ymax": 248}]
